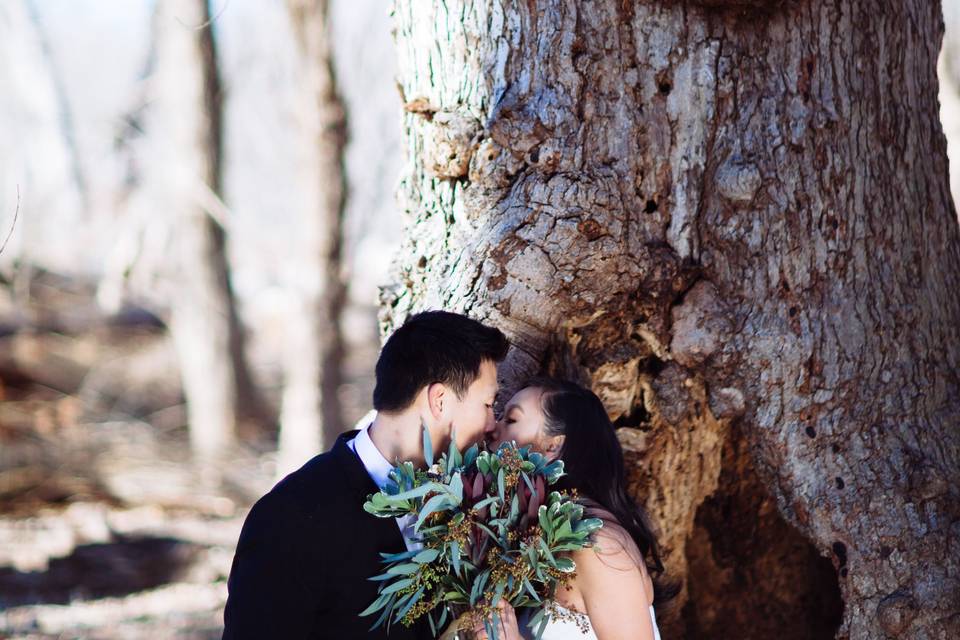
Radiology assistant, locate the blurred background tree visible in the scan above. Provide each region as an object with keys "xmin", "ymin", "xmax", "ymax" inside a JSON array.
[
  {"xmin": 0, "ymin": 0, "xmax": 398, "ymax": 635},
  {"xmin": 278, "ymin": 0, "xmax": 347, "ymax": 478}
]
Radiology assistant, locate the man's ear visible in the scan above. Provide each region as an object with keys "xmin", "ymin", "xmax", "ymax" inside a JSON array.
[{"xmin": 426, "ymin": 383, "xmax": 446, "ymax": 420}]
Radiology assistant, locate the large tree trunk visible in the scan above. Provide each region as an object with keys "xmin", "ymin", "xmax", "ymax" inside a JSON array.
[
  {"xmin": 276, "ymin": 0, "xmax": 347, "ymax": 476},
  {"xmin": 148, "ymin": 0, "xmax": 255, "ymax": 460},
  {"xmin": 384, "ymin": 2, "xmax": 960, "ymax": 639}
]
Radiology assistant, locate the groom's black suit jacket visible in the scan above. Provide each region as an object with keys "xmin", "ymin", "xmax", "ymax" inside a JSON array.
[{"xmin": 223, "ymin": 431, "xmax": 433, "ymax": 639}]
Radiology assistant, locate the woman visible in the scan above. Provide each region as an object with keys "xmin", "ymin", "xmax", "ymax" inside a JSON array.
[{"xmin": 477, "ymin": 377, "xmax": 677, "ymax": 640}]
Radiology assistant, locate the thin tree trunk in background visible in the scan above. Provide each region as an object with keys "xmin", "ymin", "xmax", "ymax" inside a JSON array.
[
  {"xmin": 23, "ymin": 0, "xmax": 88, "ymax": 215},
  {"xmin": 385, "ymin": 2, "xmax": 960, "ymax": 639},
  {"xmin": 149, "ymin": 0, "xmax": 256, "ymax": 459},
  {"xmin": 277, "ymin": 0, "xmax": 347, "ymax": 476},
  {"xmin": 939, "ymin": 2, "xmax": 960, "ymax": 221}
]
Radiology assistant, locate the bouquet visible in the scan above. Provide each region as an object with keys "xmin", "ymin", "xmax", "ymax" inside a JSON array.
[{"xmin": 361, "ymin": 428, "xmax": 603, "ymax": 639}]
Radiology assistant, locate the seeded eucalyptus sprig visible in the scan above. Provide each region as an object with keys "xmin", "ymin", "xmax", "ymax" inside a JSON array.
[{"xmin": 361, "ymin": 427, "xmax": 603, "ymax": 640}]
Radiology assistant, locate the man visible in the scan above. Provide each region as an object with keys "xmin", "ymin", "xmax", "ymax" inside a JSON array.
[{"xmin": 223, "ymin": 310, "xmax": 509, "ymax": 638}]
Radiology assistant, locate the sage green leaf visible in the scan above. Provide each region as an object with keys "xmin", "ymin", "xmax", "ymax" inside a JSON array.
[
  {"xmin": 359, "ymin": 591, "xmax": 390, "ymax": 616},
  {"xmin": 394, "ymin": 585, "xmax": 425, "ymax": 622},
  {"xmin": 381, "ymin": 578, "xmax": 415, "ymax": 595},
  {"xmin": 447, "ymin": 431, "xmax": 462, "ymax": 473},
  {"xmin": 451, "ymin": 540, "xmax": 461, "ymax": 576},
  {"xmin": 538, "ymin": 505, "xmax": 554, "ymax": 540},
  {"xmin": 417, "ymin": 524, "xmax": 448, "ymax": 536},
  {"xmin": 389, "ymin": 482, "xmax": 440, "ymax": 501},
  {"xmin": 576, "ymin": 517, "xmax": 604, "ymax": 536},
  {"xmin": 447, "ymin": 472, "xmax": 464, "ymax": 503},
  {"xmin": 538, "ymin": 537, "xmax": 556, "ymax": 565},
  {"xmin": 521, "ymin": 471, "xmax": 536, "ymax": 495},
  {"xmin": 369, "ymin": 571, "xmax": 399, "ymax": 582},
  {"xmin": 470, "ymin": 569, "xmax": 490, "ymax": 606},
  {"xmin": 522, "ymin": 576, "xmax": 541, "ymax": 602},
  {"xmin": 379, "ymin": 549, "xmax": 419, "ymax": 562},
  {"xmin": 370, "ymin": 593, "xmax": 395, "ymax": 630},
  {"xmin": 413, "ymin": 548, "xmax": 440, "ymax": 563},
  {"xmin": 555, "ymin": 520, "xmax": 573, "ymax": 541},
  {"xmin": 415, "ymin": 493, "xmax": 452, "ymax": 531},
  {"xmin": 464, "ymin": 443, "xmax": 479, "ymax": 467},
  {"xmin": 554, "ymin": 557, "xmax": 575, "ymax": 572},
  {"xmin": 386, "ymin": 563, "xmax": 419, "ymax": 576},
  {"xmin": 530, "ymin": 606, "xmax": 549, "ymax": 640},
  {"xmin": 472, "ymin": 496, "xmax": 499, "ymax": 512},
  {"xmin": 423, "ymin": 423, "xmax": 433, "ymax": 467},
  {"xmin": 525, "ymin": 544, "xmax": 538, "ymax": 568}
]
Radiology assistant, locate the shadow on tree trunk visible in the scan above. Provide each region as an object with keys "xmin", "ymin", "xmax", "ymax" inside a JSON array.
[{"xmin": 681, "ymin": 422, "xmax": 844, "ymax": 640}]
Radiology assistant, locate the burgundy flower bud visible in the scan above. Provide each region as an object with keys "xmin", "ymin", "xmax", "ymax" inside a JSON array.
[{"xmin": 472, "ymin": 472, "xmax": 485, "ymax": 500}]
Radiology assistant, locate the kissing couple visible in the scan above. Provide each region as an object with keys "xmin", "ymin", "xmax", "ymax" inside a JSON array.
[{"xmin": 222, "ymin": 311, "xmax": 674, "ymax": 639}]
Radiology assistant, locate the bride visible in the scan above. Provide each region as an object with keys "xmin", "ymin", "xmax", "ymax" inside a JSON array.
[{"xmin": 474, "ymin": 378, "xmax": 677, "ymax": 640}]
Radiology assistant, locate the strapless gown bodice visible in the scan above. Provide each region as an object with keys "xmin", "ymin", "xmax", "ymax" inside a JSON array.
[{"xmin": 520, "ymin": 602, "xmax": 662, "ymax": 639}]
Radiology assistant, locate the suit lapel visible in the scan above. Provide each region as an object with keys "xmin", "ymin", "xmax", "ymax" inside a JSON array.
[
  {"xmin": 330, "ymin": 431, "xmax": 437, "ymax": 639},
  {"xmin": 330, "ymin": 430, "xmax": 408, "ymax": 554}
]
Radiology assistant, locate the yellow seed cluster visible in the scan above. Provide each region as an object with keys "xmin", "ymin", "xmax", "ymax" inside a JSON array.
[
  {"xmin": 394, "ymin": 558, "xmax": 445, "ymax": 626},
  {"xmin": 400, "ymin": 594, "xmax": 441, "ymax": 627},
  {"xmin": 499, "ymin": 447, "xmax": 524, "ymax": 489},
  {"xmin": 546, "ymin": 599, "xmax": 591, "ymax": 633},
  {"xmin": 444, "ymin": 515, "xmax": 473, "ymax": 548}
]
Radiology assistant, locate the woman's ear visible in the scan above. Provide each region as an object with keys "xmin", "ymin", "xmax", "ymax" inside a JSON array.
[{"xmin": 544, "ymin": 434, "xmax": 565, "ymax": 458}]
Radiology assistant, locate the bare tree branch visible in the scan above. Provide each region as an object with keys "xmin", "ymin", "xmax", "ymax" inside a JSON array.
[
  {"xmin": 0, "ymin": 186, "xmax": 21, "ymax": 257},
  {"xmin": 174, "ymin": 0, "xmax": 231, "ymax": 30}
]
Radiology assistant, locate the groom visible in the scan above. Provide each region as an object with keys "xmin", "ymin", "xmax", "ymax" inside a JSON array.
[{"xmin": 223, "ymin": 310, "xmax": 509, "ymax": 639}]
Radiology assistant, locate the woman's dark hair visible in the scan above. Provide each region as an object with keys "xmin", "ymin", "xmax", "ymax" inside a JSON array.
[
  {"xmin": 524, "ymin": 376, "xmax": 680, "ymax": 606},
  {"xmin": 373, "ymin": 311, "xmax": 510, "ymax": 412}
]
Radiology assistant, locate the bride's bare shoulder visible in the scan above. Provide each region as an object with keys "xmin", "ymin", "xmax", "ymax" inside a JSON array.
[
  {"xmin": 571, "ymin": 509, "xmax": 655, "ymax": 605},
  {"xmin": 574, "ymin": 522, "xmax": 643, "ymax": 572},
  {"xmin": 575, "ymin": 505, "xmax": 645, "ymax": 568}
]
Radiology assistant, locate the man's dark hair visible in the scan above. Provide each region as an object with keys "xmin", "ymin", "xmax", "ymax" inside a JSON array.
[{"xmin": 373, "ymin": 310, "xmax": 510, "ymax": 412}]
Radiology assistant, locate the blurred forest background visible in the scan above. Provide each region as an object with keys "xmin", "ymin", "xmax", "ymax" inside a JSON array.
[{"xmin": 0, "ymin": 1, "xmax": 958, "ymax": 638}]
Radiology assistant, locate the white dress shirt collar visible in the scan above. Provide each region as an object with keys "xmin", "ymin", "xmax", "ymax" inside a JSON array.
[
  {"xmin": 348, "ymin": 412, "xmax": 422, "ymax": 551},
  {"xmin": 350, "ymin": 417, "xmax": 394, "ymax": 491}
]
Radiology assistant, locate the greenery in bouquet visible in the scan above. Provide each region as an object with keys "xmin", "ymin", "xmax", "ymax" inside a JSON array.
[{"xmin": 361, "ymin": 428, "xmax": 603, "ymax": 639}]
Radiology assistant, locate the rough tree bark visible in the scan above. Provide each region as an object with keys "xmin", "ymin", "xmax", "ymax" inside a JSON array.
[
  {"xmin": 383, "ymin": 2, "xmax": 960, "ymax": 639},
  {"xmin": 277, "ymin": 0, "xmax": 348, "ymax": 476},
  {"xmin": 146, "ymin": 0, "xmax": 258, "ymax": 459}
]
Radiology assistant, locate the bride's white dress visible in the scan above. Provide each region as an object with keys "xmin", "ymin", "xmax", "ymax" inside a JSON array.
[{"xmin": 520, "ymin": 602, "xmax": 662, "ymax": 639}]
